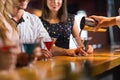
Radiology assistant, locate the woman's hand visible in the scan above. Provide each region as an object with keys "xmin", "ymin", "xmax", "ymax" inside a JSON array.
[
  {"xmin": 75, "ymin": 47, "xmax": 88, "ymax": 56},
  {"xmin": 75, "ymin": 45, "xmax": 94, "ymax": 56},
  {"xmin": 40, "ymin": 49, "xmax": 53, "ymax": 59},
  {"xmin": 32, "ymin": 47, "xmax": 52, "ymax": 61},
  {"xmin": 64, "ymin": 48, "xmax": 88, "ymax": 57},
  {"xmin": 87, "ymin": 45, "xmax": 94, "ymax": 54},
  {"xmin": 64, "ymin": 49, "xmax": 77, "ymax": 57}
]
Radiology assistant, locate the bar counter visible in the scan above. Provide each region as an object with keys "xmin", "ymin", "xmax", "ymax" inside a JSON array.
[{"xmin": 0, "ymin": 49, "xmax": 120, "ymax": 80}]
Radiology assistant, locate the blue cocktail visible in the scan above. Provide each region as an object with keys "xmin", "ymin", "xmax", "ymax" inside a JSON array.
[{"xmin": 23, "ymin": 43, "xmax": 36, "ymax": 63}]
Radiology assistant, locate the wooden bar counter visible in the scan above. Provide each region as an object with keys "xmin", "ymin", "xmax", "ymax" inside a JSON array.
[{"xmin": 0, "ymin": 49, "xmax": 120, "ymax": 80}]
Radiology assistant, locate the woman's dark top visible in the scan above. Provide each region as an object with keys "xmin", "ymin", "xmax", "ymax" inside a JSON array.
[{"xmin": 40, "ymin": 14, "xmax": 75, "ymax": 49}]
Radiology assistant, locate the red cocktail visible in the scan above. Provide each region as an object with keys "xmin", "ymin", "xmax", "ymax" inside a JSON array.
[{"xmin": 43, "ymin": 38, "xmax": 56, "ymax": 51}]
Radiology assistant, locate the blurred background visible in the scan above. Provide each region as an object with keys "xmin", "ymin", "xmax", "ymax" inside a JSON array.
[{"xmin": 27, "ymin": 0, "xmax": 120, "ymax": 50}]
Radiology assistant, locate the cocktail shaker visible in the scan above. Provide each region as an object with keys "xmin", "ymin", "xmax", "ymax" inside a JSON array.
[{"xmin": 80, "ymin": 16, "xmax": 107, "ymax": 32}]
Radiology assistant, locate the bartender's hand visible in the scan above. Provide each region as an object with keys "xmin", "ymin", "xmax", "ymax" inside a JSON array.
[{"xmin": 89, "ymin": 15, "xmax": 109, "ymax": 31}]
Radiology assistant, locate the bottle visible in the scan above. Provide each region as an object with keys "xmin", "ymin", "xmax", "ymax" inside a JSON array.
[{"xmin": 80, "ymin": 16, "xmax": 107, "ymax": 32}]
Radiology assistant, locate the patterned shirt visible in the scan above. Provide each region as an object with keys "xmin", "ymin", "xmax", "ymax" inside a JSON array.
[{"xmin": 41, "ymin": 14, "xmax": 75, "ymax": 49}]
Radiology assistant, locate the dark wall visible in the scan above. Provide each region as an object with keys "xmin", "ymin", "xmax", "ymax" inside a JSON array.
[
  {"xmin": 28, "ymin": 0, "xmax": 42, "ymax": 9},
  {"xmin": 67, "ymin": 0, "xmax": 107, "ymax": 16}
]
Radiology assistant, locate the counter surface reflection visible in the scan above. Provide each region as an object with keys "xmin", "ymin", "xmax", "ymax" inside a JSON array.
[{"xmin": 0, "ymin": 49, "xmax": 120, "ymax": 80}]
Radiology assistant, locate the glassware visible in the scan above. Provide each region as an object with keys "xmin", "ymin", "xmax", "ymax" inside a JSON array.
[
  {"xmin": 0, "ymin": 45, "xmax": 19, "ymax": 71},
  {"xmin": 21, "ymin": 42, "xmax": 37, "ymax": 64},
  {"xmin": 41, "ymin": 38, "xmax": 56, "ymax": 51},
  {"xmin": 23, "ymin": 43, "xmax": 36, "ymax": 55},
  {"xmin": 73, "ymin": 37, "xmax": 92, "ymax": 51},
  {"xmin": 82, "ymin": 37, "xmax": 92, "ymax": 51}
]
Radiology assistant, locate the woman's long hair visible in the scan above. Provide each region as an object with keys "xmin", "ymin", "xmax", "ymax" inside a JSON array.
[
  {"xmin": 4, "ymin": 0, "xmax": 18, "ymax": 31},
  {"xmin": 0, "ymin": 1, "xmax": 9, "ymax": 42},
  {"xmin": 0, "ymin": 0, "xmax": 18, "ymax": 44},
  {"xmin": 41, "ymin": 0, "xmax": 68, "ymax": 24}
]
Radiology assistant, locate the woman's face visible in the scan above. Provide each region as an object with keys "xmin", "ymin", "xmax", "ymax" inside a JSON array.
[
  {"xmin": 2, "ymin": 0, "xmax": 6, "ymax": 4},
  {"xmin": 18, "ymin": 0, "xmax": 29, "ymax": 9},
  {"xmin": 47, "ymin": 0, "xmax": 63, "ymax": 12}
]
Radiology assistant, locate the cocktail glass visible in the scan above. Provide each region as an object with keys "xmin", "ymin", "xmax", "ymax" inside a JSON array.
[
  {"xmin": 42, "ymin": 38, "xmax": 56, "ymax": 51},
  {"xmin": 72, "ymin": 37, "xmax": 92, "ymax": 51},
  {"xmin": 22, "ymin": 42, "xmax": 36, "ymax": 64},
  {"xmin": 81, "ymin": 37, "xmax": 92, "ymax": 51}
]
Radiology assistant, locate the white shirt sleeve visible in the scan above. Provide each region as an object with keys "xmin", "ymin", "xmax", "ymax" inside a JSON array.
[
  {"xmin": 35, "ymin": 17, "xmax": 51, "ymax": 39},
  {"xmin": 116, "ymin": 16, "xmax": 120, "ymax": 28}
]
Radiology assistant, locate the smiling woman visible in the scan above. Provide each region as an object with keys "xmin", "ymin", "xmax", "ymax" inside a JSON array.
[{"xmin": 40, "ymin": 0, "xmax": 94, "ymax": 56}]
